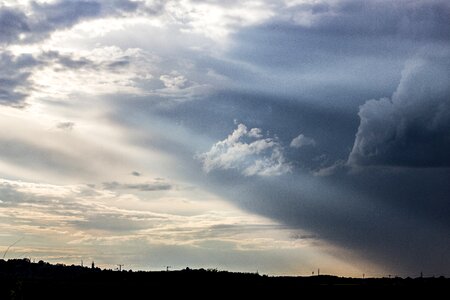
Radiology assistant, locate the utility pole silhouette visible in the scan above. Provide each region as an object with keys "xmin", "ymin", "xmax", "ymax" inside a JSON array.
[
  {"xmin": 117, "ymin": 264, "xmax": 124, "ymax": 271},
  {"xmin": 318, "ymin": 268, "xmax": 320, "ymax": 276},
  {"xmin": 165, "ymin": 266, "xmax": 171, "ymax": 272}
]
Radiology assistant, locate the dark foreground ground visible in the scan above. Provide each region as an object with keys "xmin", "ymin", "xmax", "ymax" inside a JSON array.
[{"xmin": 1, "ymin": 259, "xmax": 449, "ymax": 299}]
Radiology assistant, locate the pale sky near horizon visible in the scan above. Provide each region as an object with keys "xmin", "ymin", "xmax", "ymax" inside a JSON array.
[{"xmin": 0, "ymin": 0, "xmax": 449, "ymax": 277}]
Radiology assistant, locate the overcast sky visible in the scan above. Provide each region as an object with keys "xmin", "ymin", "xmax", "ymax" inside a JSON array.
[{"xmin": 0, "ymin": 0, "xmax": 449, "ymax": 277}]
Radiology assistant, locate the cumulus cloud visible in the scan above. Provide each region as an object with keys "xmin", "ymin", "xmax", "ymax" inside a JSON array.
[
  {"xmin": 198, "ymin": 123, "xmax": 291, "ymax": 176},
  {"xmin": 290, "ymin": 134, "xmax": 316, "ymax": 148},
  {"xmin": 348, "ymin": 49, "xmax": 450, "ymax": 168}
]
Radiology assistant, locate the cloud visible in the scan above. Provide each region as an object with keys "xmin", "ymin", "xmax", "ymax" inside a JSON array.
[
  {"xmin": 285, "ymin": 0, "xmax": 450, "ymax": 41},
  {"xmin": 290, "ymin": 134, "xmax": 316, "ymax": 148},
  {"xmin": 0, "ymin": 46, "xmax": 154, "ymax": 106},
  {"xmin": 56, "ymin": 122, "xmax": 75, "ymax": 131},
  {"xmin": 31, "ymin": 1, "xmax": 102, "ymax": 31},
  {"xmin": 40, "ymin": 51, "xmax": 92, "ymax": 69},
  {"xmin": 160, "ymin": 72, "xmax": 187, "ymax": 90},
  {"xmin": 102, "ymin": 181, "xmax": 172, "ymax": 192},
  {"xmin": 0, "ymin": 51, "xmax": 38, "ymax": 107},
  {"xmin": 348, "ymin": 49, "xmax": 450, "ymax": 168},
  {"xmin": 198, "ymin": 123, "xmax": 291, "ymax": 176},
  {"xmin": 0, "ymin": 7, "xmax": 29, "ymax": 44},
  {"xmin": 0, "ymin": 177, "xmax": 328, "ymax": 275},
  {"xmin": 226, "ymin": 0, "xmax": 450, "ymax": 106},
  {"xmin": 163, "ymin": 0, "xmax": 275, "ymax": 41},
  {"xmin": 1, "ymin": 0, "xmax": 450, "ymax": 276},
  {"xmin": 0, "ymin": 0, "xmax": 146, "ymax": 46}
]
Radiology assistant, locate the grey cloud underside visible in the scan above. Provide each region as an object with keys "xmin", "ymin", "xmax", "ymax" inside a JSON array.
[
  {"xmin": 0, "ymin": 0, "xmax": 150, "ymax": 46},
  {"xmin": 102, "ymin": 181, "xmax": 172, "ymax": 192},
  {"xmin": 207, "ymin": 169, "xmax": 450, "ymax": 275},
  {"xmin": 0, "ymin": 49, "xmax": 133, "ymax": 106},
  {"xmin": 292, "ymin": 0, "xmax": 450, "ymax": 41},
  {"xmin": 0, "ymin": 52, "xmax": 38, "ymax": 107},
  {"xmin": 0, "ymin": 8, "xmax": 29, "ymax": 44},
  {"xmin": 349, "ymin": 49, "xmax": 450, "ymax": 167},
  {"xmin": 56, "ymin": 122, "xmax": 75, "ymax": 131},
  {"xmin": 227, "ymin": 0, "xmax": 450, "ymax": 107}
]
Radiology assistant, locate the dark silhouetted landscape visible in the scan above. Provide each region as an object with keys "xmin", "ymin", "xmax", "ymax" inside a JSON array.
[{"xmin": 1, "ymin": 259, "xmax": 449, "ymax": 299}]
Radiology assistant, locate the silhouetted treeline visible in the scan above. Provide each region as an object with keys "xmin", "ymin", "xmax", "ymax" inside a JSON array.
[{"xmin": 0, "ymin": 259, "xmax": 448, "ymax": 299}]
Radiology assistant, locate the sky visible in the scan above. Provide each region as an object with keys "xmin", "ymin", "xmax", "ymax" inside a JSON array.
[{"xmin": 0, "ymin": 0, "xmax": 449, "ymax": 277}]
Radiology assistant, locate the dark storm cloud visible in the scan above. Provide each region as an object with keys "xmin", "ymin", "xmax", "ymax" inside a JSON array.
[
  {"xmin": 298, "ymin": 0, "xmax": 450, "ymax": 40},
  {"xmin": 201, "ymin": 168, "xmax": 450, "ymax": 275},
  {"xmin": 349, "ymin": 49, "xmax": 450, "ymax": 167},
  {"xmin": 105, "ymin": 0, "xmax": 450, "ymax": 274},
  {"xmin": 226, "ymin": 0, "xmax": 450, "ymax": 108}
]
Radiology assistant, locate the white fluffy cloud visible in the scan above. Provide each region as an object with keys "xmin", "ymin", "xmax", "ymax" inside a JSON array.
[
  {"xmin": 290, "ymin": 134, "xmax": 316, "ymax": 148},
  {"xmin": 198, "ymin": 123, "xmax": 291, "ymax": 176}
]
